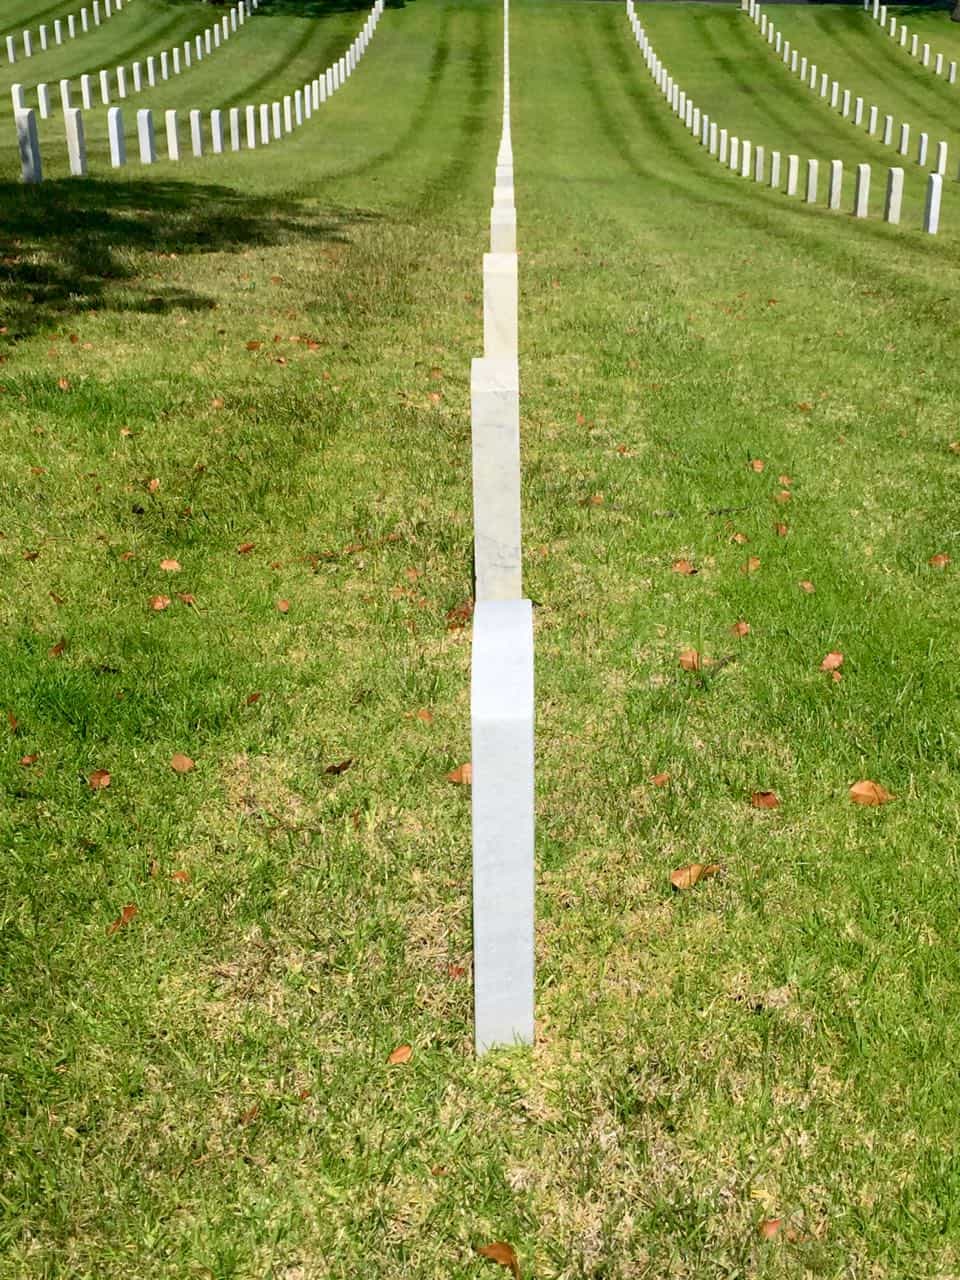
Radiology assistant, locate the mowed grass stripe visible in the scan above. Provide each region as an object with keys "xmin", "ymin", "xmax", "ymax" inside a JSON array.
[{"xmin": 0, "ymin": 0, "xmax": 97, "ymax": 42}]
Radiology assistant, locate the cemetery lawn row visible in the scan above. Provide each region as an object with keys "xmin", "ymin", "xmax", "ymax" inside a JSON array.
[{"xmin": 3, "ymin": 0, "xmax": 960, "ymax": 1276}]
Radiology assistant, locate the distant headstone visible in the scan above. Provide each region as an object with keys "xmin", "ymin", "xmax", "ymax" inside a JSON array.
[
  {"xmin": 924, "ymin": 173, "xmax": 942, "ymax": 233},
  {"xmin": 15, "ymin": 108, "xmax": 41, "ymax": 183},
  {"xmin": 165, "ymin": 109, "xmax": 180, "ymax": 161},
  {"xmin": 827, "ymin": 159, "xmax": 842, "ymax": 209},
  {"xmin": 884, "ymin": 166, "xmax": 903, "ymax": 224},
  {"xmin": 66, "ymin": 106, "xmax": 88, "ymax": 174},
  {"xmin": 786, "ymin": 153, "xmax": 799, "ymax": 196},
  {"xmin": 137, "ymin": 109, "xmax": 156, "ymax": 164},
  {"xmin": 483, "ymin": 252, "xmax": 519, "ymax": 360},
  {"xmin": 854, "ymin": 163, "xmax": 870, "ymax": 217},
  {"xmin": 108, "ymin": 106, "xmax": 125, "ymax": 167}
]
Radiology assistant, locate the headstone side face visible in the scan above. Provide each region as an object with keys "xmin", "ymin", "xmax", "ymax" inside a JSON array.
[
  {"xmin": 137, "ymin": 108, "xmax": 156, "ymax": 164},
  {"xmin": 854, "ymin": 163, "xmax": 871, "ymax": 217},
  {"xmin": 924, "ymin": 173, "xmax": 942, "ymax": 233},
  {"xmin": 65, "ymin": 106, "xmax": 88, "ymax": 176},
  {"xmin": 108, "ymin": 106, "xmax": 126, "ymax": 167},
  {"xmin": 483, "ymin": 252, "xmax": 519, "ymax": 361},
  {"xmin": 16, "ymin": 108, "xmax": 42, "ymax": 183},
  {"xmin": 471, "ymin": 356, "xmax": 523, "ymax": 603},
  {"xmin": 884, "ymin": 166, "xmax": 904, "ymax": 224},
  {"xmin": 471, "ymin": 598, "xmax": 535, "ymax": 1057}
]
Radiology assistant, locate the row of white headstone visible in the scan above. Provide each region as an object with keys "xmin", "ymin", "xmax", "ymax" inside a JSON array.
[
  {"xmin": 863, "ymin": 0, "xmax": 958, "ymax": 85},
  {"xmin": 11, "ymin": 0, "xmax": 256, "ymax": 122},
  {"xmin": 627, "ymin": 1, "xmax": 943, "ymax": 233},
  {"xmin": 470, "ymin": 0, "xmax": 534, "ymax": 1057},
  {"xmin": 746, "ymin": 1, "xmax": 953, "ymax": 187},
  {"xmin": 14, "ymin": 0, "xmax": 385, "ymax": 183},
  {"xmin": 4, "ymin": 0, "xmax": 132, "ymax": 66}
]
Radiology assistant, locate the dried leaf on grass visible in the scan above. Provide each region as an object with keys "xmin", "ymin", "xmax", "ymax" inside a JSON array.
[
  {"xmin": 670, "ymin": 863, "xmax": 722, "ymax": 891},
  {"xmin": 88, "ymin": 769, "xmax": 111, "ymax": 790},
  {"xmin": 929, "ymin": 553, "xmax": 950, "ymax": 568},
  {"xmin": 446, "ymin": 763, "xmax": 472, "ymax": 785},
  {"xmin": 731, "ymin": 620, "xmax": 750, "ymax": 637},
  {"xmin": 672, "ymin": 558, "xmax": 698, "ymax": 576},
  {"xmin": 850, "ymin": 780, "xmax": 893, "ymax": 806},
  {"xmin": 475, "ymin": 1242, "xmax": 520, "ymax": 1278},
  {"xmin": 171, "ymin": 753, "xmax": 195, "ymax": 774},
  {"xmin": 388, "ymin": 1044, "xmax": 412, "ymax": 1065},
  {"xmin": 107, "ymin": 903, "xmax": 137, "ymax": 934},
  {"xmin": 820, "ymin": 652, "xmax": 843, "ymax": 672},
  {"xmin": 650, "ymin": 771, "xmax": 670, "ymax": 786},
  {"xmin": 751, "ymin": 790, "xmax": 780, "ymax": 809}
]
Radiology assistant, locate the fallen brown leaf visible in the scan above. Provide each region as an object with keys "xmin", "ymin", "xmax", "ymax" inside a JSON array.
[
  {"xmin": 388, "ymin": 1044, "xmax": 412, "ymax": 1065},
  {"xmin": 929, "ymin": 553, "xmax": 950, "ymax": 568},
  {"xmin": 171, "ymin": 753, "xmax": 194, "ymax": 774},
  {"xmin": 88, "ymin": 769, "xmax": 111, "ymax": 790},
  {"xmin": 672, "ymin": 558, "xmax": 698, "ymax": 576},
  {"xmin": 751, "ymin": 790, "xmax": 780, "ymax": 809},
  {"xmin": 670, "ymin": 863, "xmax": 722, "ymax": 891},
  {"xmin": 107, "ymin": 903, "xmax": 137, "ymax": 934},
  {"xmin": 277, "ymin": 599, "xmax": 290, "ymax": 614},
  {"xmin": 650, "ymin": 771, "xmax": 670, "ymax": 786},
  {"xmin": 446, "ymin": 599, "xmax": 474, "ymax": 630},
  {"xmin": 799, "ymin": 580, "xmax": 815, "ymax": 594},
  {"xmin": 679, "ymin": 649, "xmax": 702, "ymax": 672},
  {"xmin": 731, "ymin": 620, "xmax": 750, "ymax": 637},
  {"xmin": 20, "ymin": 753, "xmax": 38, "ymax": 767},
  {"xmin": 749, "ymin": 459, "xmax": 765, "ymax": 473},
  {"xmin": 246, "ymin": 340, "xmax": 262, "ymax": 351},
  {"xmin": 730, "ymin": 532, "xmax": 749, "ymax": 545},
  {"xmin": 150, "ymin": 595, "xmax": 171, "ymax": 612},
  {"xmin": 778, "ymin": 475, "xmax": 793, "ymax": 487},
  {"xmin": 416, "ymin": 708, "xmax": 434, "ymax": 724},
  {"xmin": 758, "ymin": 1218, "xmax": 784, "ymax": 1241},
  {"xmin": 171, "ymin": 869, "xmax": 190, "ymax": 884},
  {"xmin": 850, "ymin": 780, "xmax": 893, "ymax": 806},
  {"xmin": 742, "ymin": 557, "xmax": 761, "ymax": 574},
  {"xmin": 245, "ymin": 692, "xmax": 263, "ymax": 705},
  {"xmin": 774, "ymin": 490, "xmax": 791, "ymax": 504},
  {"xmin": 820, "ymin": 652, "xmax": 843, "ymax": 672},
  {"xmin": 774, "ymin": 523, "xmax": 788, "ymax": 537},
  {"xmin": 147, "ymin": 478, "xmax": 160, "ymax": 493},
  {"xmin": 237, "ymin": 542, "xmax": 255, "ymax": 555},
  {"xmin": 176, "ymin": 592, "xmax": 196, "ymax": 606},
  {"xmin": 324, "ymin": 758, "xmax": 354, "ymax": 776},
  {"xmin": 159, "ymin": 558, "xmax": 181, "ymax": 572},
  {"xmin": 475, "ymin": 1242, "xmax": 520, "ymax": 1279},
  {"xmin": 446, "ymin": 763, "xmax": 472, "ymax": 785}
]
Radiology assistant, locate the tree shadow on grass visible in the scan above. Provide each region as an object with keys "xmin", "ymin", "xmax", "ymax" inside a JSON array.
[{"xmin": 0, "ymin": 176, "xmax": 379, "ymax": 344}]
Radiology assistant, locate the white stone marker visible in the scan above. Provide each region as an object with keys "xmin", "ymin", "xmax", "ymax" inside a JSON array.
[
  {"xmin": 304, "ymin": 85, "xmax": 312, "ymax": 120},
  {"xmin": 229, "ymin": 107, "xmax": 241, "ymax": 151},
  {"xmin": 899, "ymin": 122, "xmax": 910, "ymax": 155},
  {"xmin": 854, "ymin": 163, "xmax": 870, "ymax": 217},
  {"xmin": 692, "ymin": 106, "xmax": 700, "ymax": 136},
  {"xmin": 884, "ymin": 166, "xmax": 903, "ymax": 224},
  {"xmin": 271, "ymin": 100, "xmax": 282, "ymax": 140},
  {"xmin": 719, "ymin": 128, "xmax": 728, "ymax": 165},
  {"xmin": 883, "ymin": 115, "xmax": 894, "ymax": 146},
  {"xmin": 936, "ymin": 141, "xmax": 947, "ymax": 175},
  {"xmin": 911, "ymin": 33, "xmax": 918, "ymax": 56},
  {"xmin": 92, "ymin": 0, "xmax": 100, "ymax": 23},
  {"xmin": 60, "ymin": 80, "xmax": 72, "ymax": 113},
  {"xmin": 6, "ymin": 36, "xmax": 15, "ymax": 63},
  {"xmin": 472, "ymin": 596, "xmax": 535, "ymax": 1056},
  {"xmin": 81, "ymin": 8, "xmax": 89, "ymax": 32},
  {"xmin": 184, "ymin": 44, "xmax": 192, "ymax": 68},
  {"xmin": 809, "ymin": 63, "xmax": 817, "ymax": 90},
  {"xmin": 147, "ymin": 57, "xmax": 156, "ymax": 87},
  {"xmin": 805, "ymin": 158, "xmax": 819, "ymax": 203},
  {"xmin": 936, "ymin": 52, "xmax": 943, "ymax": 76},
  {"xmin": 924, "ymin": 173, "xmax": 942, "ymax": 233},
  {"xmin": 16, "ymin": 109, "xmax": 42, "ymax": 183},
  {"xmin": 37, "ymin": 83, "xmax": 50, "ymax": 119},
  {"xmin": 80, "ymin": 75, "xmax": 93, "ymax": 109},
  {"xmin": 917, "ymin": 132, "xmax": 928, "ymax": 167},
  {"xmin": 100, "ymin": 70, "xmax": 111, "ymax": 104},
  {"xmin": 259, "ymin": 103, "xmax": 270, "ymax": 144},
  {"xmin": 213, "ymin": 26, "xmax": 220, "ymax": 48},
  {"xmin": 491, "ymin": 206, "xmax": 517, "ymax": 253},
  {"xmin": 294, "ymin": 88, "xmax": 303, "ymax": 126},
  {"xmin": 172, "ymin": 48, "xmax": 180, "ymax": 75},
  {"xmin": 791, "ymin": 50, "xmax": 798, "ymax": 73},
  {"xmin": 211, "ymin": 109, "xmax": 224, "ymax": 154},
  {"xmin": 820, "ymin": 72, "xmax": 829, "ymax": 98},
  {"xmin": 10, "ymin": 83, "xmax": 25, "ymax": 111},
  {"xmin": 754, "ymin": 144, "xmax": 765, "ymax": 183},
  {"xmin": 133, "ymin": 62, "xmax": 142, "ymax": 92},
  {"xmin": 108, "ymin": 106, "xmax": 125, "ymax": 167},
  {"xmin": 39, "ymin": 24, "xmax": 48, "ymax": 50},
  {"xmin": 54, "ymin": 19, "xmax": 62, "ymax": 44},
  {"xmin": 190, "ymin": 109, "xmax": 203, "ymax": 157},
  {"xmin": 165, "ymin": 109, "xmax": 180, "ymax": 161},
  {"xmin": 841, "ymin": 89, "xmax": 850, "ymax": 117},
  {"xmin": 283, "ymin": 95, "xmax": 293, "ymax": 132},
  {"xmin": 770, "ymin": 150, "xmax": 781, "ymax": 189},
  {"xmin": 195, "ymin": 35, "xmax": 203, "ymax": 59},
  {"xmin": 23, "ymin": 30, "xmax": 32, "ymax": 58},
  {"xmin": 729, "ymin": 137, "xmax": 739, "ymax": 172},
  {"xmin": 854, "ymin": 96, "xmax": 863, "ymax": 126},
  {"xmin": 709, "ymin": 121, "xmax": 718, "ymax": 155},
  {"xmin": 205, "ymin": 28, "xmax": 212, "ymax": 54},
  {"xmin": 950, "ymin": 61, "xmax": 957, "ymax": 85},
  {"xmin": 246, "ymin": 105, "xmax": 257, "ymax": 148},
  {"xmin": 900, "ymin": 26, "xmax": 907, "ymax": 47},
  {"xmin": 701, "ymin": 113, "xmax": 709, "ymax": 147},
  {"xmin": 66, "ymin": 106, "xmax": 87, "ymax": 175},
  {"xmin": 483, "ymin": 253, "xmax": 518, "ymax": 359},
  {"xmin": 828, "ymin": 159, "xmax": 842, "ymax": 209},
  {"xmin": 68, "ymin": 14, "xmax": 76, "ymax": 37},
  {"xmin": 137, "ymin": 108, "xmax": 156, "ymax": 164},
  {"xmin": 160, "ymin": 51, "xmax": 168, "ymax": 80},
  {"xmin": 890, "ymin": 17, "xmax": 896, "ymax": 36},
  {"xmin": 786, "ymin": 153, "xmax": 799, "ymax": 196},
  {"xmin": 868, "ymin": 105, "xmax": 878, "ymax": 135},
  {"xmin": 117, "ymin": 66, "xmax": 127, "ymax": 98},
  {"xmin": 922, "ymin": 42, "xmax": 930, "ymax": 67},
  {"xmin": 471, "ymin": 357, "xmax": 522, "ymax": 602},
  {"xmin": 740, "ymin": 139, "xmax": 751, "ymax": 178},
  {"xmin": 800, "ymin": 55, "xmax": 807, "ymax": 79},
  {"xmin": 830, "ymin": 80, "xmax": 839, "ymax": 109}
]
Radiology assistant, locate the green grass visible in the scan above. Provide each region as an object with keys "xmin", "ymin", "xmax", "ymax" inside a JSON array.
[{"xmin": 3, "ymin": 0, "xmax": 960, "ymax": 1276}]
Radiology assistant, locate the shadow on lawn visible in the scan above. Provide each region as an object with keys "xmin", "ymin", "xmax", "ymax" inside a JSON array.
[{"xmin": 0, "ymin": 177, "xmax": 378, "ymax": 343}]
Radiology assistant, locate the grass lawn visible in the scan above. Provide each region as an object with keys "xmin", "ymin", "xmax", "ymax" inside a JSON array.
[{"xmin": 3, "ymin": 1, "xmax": 960, "ymax": 1276}]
